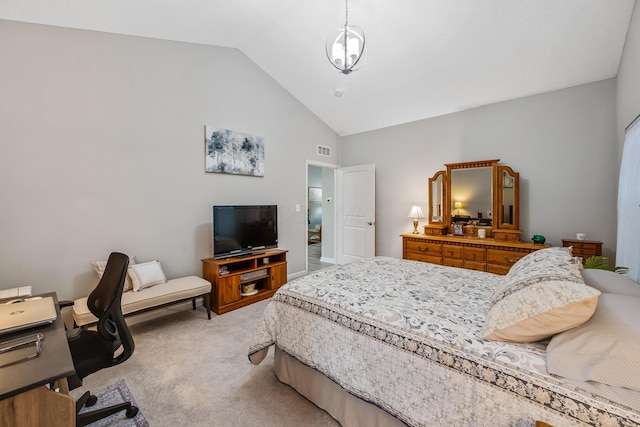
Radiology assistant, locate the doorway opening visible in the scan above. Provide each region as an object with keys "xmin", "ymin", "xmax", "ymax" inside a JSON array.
[{"xmin": 307, "ymin": 162, "xmax": 336, "ymax": 273}]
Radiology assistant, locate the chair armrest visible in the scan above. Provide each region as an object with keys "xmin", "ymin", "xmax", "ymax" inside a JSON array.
[{"xmin": 58, "ymin": 300, "xmax": 74, "ymax": 308}]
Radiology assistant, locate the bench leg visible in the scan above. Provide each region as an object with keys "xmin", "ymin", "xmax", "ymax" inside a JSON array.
[
  {"xmin": 192, "ymin": 298, "xmax": 196, "ymax": 310},
  {"xmin": 204, "ymin": 294, "xmax": 211, "ymax": 319}
]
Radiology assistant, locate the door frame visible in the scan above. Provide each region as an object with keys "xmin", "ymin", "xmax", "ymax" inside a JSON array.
[{"xmin": 306, "ymin": 160, "xmax": 338, "ymax": 273}]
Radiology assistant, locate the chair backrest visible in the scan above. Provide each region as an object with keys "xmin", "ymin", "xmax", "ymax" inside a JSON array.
[{"xmin": 87, "ymin": 252, "xmax": 135, "ymax": 366}]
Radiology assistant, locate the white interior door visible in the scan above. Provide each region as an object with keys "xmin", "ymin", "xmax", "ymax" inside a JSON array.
[{"xmin": 336, "ymin": 164, "xmax": 375, "ymax": 264}]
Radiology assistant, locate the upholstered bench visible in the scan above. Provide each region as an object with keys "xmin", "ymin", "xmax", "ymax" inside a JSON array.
[{"xmin": 72, "ymin": 276, "xmax": 211, "ymax": 327}]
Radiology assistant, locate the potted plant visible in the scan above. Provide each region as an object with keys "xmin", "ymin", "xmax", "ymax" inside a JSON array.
[{"xmin": 583, "ymin": 255, "xmax": 629, "ymax": 274}]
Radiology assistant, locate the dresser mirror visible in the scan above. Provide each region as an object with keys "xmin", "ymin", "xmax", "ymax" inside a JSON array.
[
  {"xmin": 428, "ymin": 171, "xmax": 445, "ymax": 224},
  {"xmin": 427, "ymin": 159, "xmax": 520, "ymax": 240}
]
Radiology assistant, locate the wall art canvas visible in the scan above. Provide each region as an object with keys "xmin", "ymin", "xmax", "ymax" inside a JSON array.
[{"xmin": 205, "ymin": 126, "xmax": 265, "ymax": 176}]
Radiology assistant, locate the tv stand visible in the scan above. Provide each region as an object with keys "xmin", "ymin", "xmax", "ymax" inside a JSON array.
[{"xmin": 202, "ymin": 249, "xmax": 287, "ymax": 314}]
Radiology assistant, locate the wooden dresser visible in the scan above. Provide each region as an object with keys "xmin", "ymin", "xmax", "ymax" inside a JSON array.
[
  {"xmin": 562, "ymin": 239, "xmax": 602, "ymax": 263},
  {"xmin": 402, "ymin": 234, "xmax": 549, "ymax": 275}
]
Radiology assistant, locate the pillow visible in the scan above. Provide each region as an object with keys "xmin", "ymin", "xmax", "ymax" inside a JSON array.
[
  {"xmin": 92, "ymin": 255, "xmax": 136, "ymax": 292},
  {"xmin": 499, "ymin": 246, "xmax": 574, "ymax": 283},
  {"xmin": 546, "ymin": 293, "xmax": 640, "ymax": 392},
  {"xmin": 483, "ymin": 248, "xmax": 600, "ymax": 342},
  {"xmin": 128, "ymin": 260, "xmax": 167, "ymax": 292},
  {"xmin": 580, "ymin": 268, "xmax": 640, "ymax": 298}
]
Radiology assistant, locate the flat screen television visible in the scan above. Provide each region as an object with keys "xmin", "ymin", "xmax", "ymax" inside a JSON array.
[{"xmin": 213, "ymin": 205, "xmax": 278, "ymax": 259}]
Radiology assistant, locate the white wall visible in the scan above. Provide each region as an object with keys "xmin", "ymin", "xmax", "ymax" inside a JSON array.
[
  {"xmin": 0, "ymin": 20, "xmax": 338, "ymax": 299},
  {"xmin": 341, "ymin": 79, "xmax": 618, "ymax": 260}
]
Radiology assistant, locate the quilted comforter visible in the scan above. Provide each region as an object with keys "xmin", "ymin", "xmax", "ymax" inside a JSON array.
[{"xmin": 248, "ymin": 257, "xmax": 640, "ymax": 426}]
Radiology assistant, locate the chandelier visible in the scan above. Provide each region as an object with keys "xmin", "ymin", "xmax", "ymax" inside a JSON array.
[{"xmin": 325, "ymin": 0, "xmax": 366, "ymax": 75}]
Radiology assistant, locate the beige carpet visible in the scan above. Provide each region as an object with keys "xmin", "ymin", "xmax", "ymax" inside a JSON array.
[{"xmin": 71, "ymin": 301, "xmax": 340, "ymax": 426}]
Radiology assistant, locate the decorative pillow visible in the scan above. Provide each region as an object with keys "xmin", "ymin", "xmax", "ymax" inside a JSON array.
[
  {"xmin": 498, "ymin": 246, "xmax": 573, "ymax": 285},
  {"xmin": 483, "ymin": 248, "xmax": 600, "ymax": 342},
  {"xmin": 92, "ymin": 255, "xmax": 136, "ymax": 292},
  {"xmin": 128, "ymin": 260, "xmax": 167, "ymax": 292},
  {"xmin": 580, "ymin": 268, "xmax": 640, "ymax": 298},
  {"xmin": 547, "ymin": 293, "xmax": 640, "ymax": 392}
]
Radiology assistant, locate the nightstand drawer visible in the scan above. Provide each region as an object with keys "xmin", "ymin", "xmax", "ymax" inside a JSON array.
[{"xmin": 562, "ymin": 239, "xmax": 602, "ymax": 262}]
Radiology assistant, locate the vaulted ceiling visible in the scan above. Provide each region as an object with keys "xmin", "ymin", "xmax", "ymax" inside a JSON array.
[{"xmin": 1, "ymin": 0, "xmax": 636, "ymax": 135}]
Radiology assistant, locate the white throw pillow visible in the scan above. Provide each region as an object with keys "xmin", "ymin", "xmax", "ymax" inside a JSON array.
[
  {"xmin": 129, "ymin": 260, "xmax": 167, "ymax": 292},
  {"xmin": 92, "ymin": 255, "xmax": 137, "ymax": 292}
]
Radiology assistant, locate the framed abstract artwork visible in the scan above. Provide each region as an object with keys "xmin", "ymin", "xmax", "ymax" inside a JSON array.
[{"xmin": 205, "ymin": 126, "xmax": 265, "ymax": 176}]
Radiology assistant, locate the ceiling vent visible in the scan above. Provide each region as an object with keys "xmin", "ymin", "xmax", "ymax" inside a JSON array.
[{"xmin": 317, "ymin": 145, "xmax": 331, "ymax": 157}]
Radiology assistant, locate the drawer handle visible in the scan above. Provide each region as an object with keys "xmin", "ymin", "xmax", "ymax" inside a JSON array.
[
  {"xmin": 448, "ymin": 250, "xmax": 454, "ymax": 256},
  {"xmin": 418, "ymin": 246, "xmax": 429, "ymax": 252},
  {"xmin": 503, "ymin": 255, "xmax": 518, "ymax": 263}
]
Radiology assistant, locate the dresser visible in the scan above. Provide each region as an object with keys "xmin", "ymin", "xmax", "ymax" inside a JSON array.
[
  {"xmin": 561, "ymin": 239, "xmax": 602, "ymax": 263},
  {"xmin": 402, "ymin": 234, "xmax": 549, "ymax": 275}
]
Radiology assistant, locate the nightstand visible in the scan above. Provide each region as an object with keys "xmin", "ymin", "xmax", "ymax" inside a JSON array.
[{"xmin": 562, "ymin": 239, "xmax": 602, "ymax": 263}]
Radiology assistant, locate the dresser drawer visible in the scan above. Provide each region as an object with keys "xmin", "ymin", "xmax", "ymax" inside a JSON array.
[
  {"xmin": 406, "ymin": 252, "xmax": 442, "ymax": 264},
  {"xmin": 442, "ymin": 258, "xmax": 463, "ymax": 268},
  {"xmin": 405, "ymin": 240, "xmax": 442, "ymax": 256},
  {"xmin": 463, "ymin": 261, "xmax": 486, "ymax": 272},
  {"xmin": 486, "ymin": 264, "xmax": 510, "ymax": 275},
  {"xmin": 463, "ymin": 247, "xmax": 486, "ymax": 262},
  {"xmin": 487, "ymin": 249, "xmax": 529, "ymax": 267},
  {"xmin": 442, "ymin": 245, "xmax": 462, "ymax": 259}
]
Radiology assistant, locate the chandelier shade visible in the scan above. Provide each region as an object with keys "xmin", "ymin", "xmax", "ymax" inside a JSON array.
[{"xmin": 325, "ymin": 0, "xmax": 366, "ymax": 75}]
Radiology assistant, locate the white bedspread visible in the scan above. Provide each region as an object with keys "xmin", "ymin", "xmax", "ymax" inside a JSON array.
[{"xmin": 249, "ymin": 257, "xmax": 640, "ymax": 426}]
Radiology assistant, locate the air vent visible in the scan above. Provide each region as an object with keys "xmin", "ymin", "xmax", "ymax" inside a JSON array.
[{"xmin": 317, "ymin": 145, "xmax": 331, "ymax": 157}]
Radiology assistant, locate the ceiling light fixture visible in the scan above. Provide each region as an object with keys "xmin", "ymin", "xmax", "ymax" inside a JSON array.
[{"xmin": 325, "ymin": 0, "xmax": 366, "ymax": 75}]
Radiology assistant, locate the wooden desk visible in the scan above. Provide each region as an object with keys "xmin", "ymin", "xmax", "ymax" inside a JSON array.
[{"xmin": 0, "ymin": 293, "xmax": 76, "ymax": 426}]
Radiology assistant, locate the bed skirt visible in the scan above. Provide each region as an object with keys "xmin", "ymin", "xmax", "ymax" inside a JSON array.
[{"xmin": 274, "ymin": 347, "xmax": 406, "ymax": 427}]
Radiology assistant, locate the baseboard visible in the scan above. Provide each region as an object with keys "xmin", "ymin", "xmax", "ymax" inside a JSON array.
[
  {"xmin": 288, "ymin": 271, "xmax": 307, "ymax": 281},
  {"xmin": 319, "ymin": 256, "xmax": 335, "ymax": 264}
]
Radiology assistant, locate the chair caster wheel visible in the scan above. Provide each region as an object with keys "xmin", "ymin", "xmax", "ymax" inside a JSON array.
[
  {"xmin": 86, "ymin": 395, "xmax": 98, "ymax": 407},
  {"xmin": 126, "ymin": 406, "xmax": 139, "ymax": 418}
]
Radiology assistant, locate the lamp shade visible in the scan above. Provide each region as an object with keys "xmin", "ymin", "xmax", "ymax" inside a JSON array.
[
  {"xmin": 408, "ymin": 205, "xmax": 424, "ymax": 219},
  {"xmin": 454, "ymin": 201, "xmax": 463, "ymax": 209}
]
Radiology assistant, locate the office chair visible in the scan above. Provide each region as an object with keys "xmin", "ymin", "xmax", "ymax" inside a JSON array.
[{"xmin": 65, "ymin": 252, "xmax": 138, "ymax": 426}]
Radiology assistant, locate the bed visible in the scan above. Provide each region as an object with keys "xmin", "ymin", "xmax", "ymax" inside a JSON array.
[{"xmin": 248, "ymin": 250, "xmax": 640, "ymax": 426}]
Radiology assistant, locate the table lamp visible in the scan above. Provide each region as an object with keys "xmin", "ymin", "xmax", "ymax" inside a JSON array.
[
  {"xmin": 454, "ymin": 201, "xmax": 463, "ymax": 216},
  {"xmin": 407, "ymin": 205, "xmax": 424, "ymax": 234}
]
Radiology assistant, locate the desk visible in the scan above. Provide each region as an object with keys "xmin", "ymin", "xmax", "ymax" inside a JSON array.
[{"xmin": 0, "ymin": 293, "xmax": 76, "ymax": 426}]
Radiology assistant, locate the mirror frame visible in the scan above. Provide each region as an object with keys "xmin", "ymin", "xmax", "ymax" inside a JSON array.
[
  {"xmin": 427, "ymin": 159, "xmax": 521, "ymax": 238},
  {"xmin": 428, "ymin": 170, "xmax": 446, "ymax": 226}
]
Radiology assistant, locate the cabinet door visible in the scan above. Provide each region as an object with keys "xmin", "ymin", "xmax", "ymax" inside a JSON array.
[
  {"xmin": 219, "ymin": 276, "xmax": 241, "ymax": 305},
  {"xmin": 268, "ymin": 264, "xmax": 287, "ymax": 289}
]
